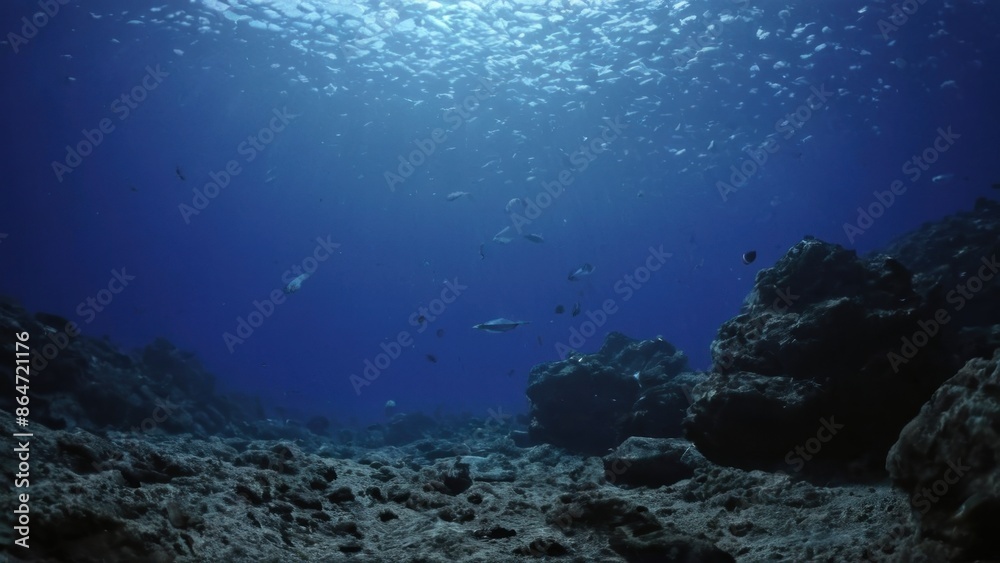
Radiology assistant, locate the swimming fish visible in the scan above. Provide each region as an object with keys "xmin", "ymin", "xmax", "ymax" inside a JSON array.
[
  {"xmin": 505, "ymin": 198, "xmax": 525, "ymax": 213},
  {"xmin": 283, "ymin": 273, "xmax": 310, "ymax": 294},
  {"xmin": 571, "ymin": 302, "xmax": 581, "ymax": 316},
  {"xmin": 523, "ymin": 233, "xmax": 545, "ymax": 243},
  {"xmin": 472, "ymin": 318, "xmax": 530, "ymax": 333},
  {"xmin": 742, "ymin": 250, "xmax": 757, "ymax": 265},
  {"xmin": 568, "ymin": 263, "xmax": 595, "ymax": 281},
  {"xmin": 446, "ymin": 191, "xmax": 471, "ymax": 201},
  {"xmin": 554, "ymin": 305, "xmax": 565, "ymax": 314},
  {"xmin": 493, "ymin": 226, "xmax": 513, "ymax": 244}
]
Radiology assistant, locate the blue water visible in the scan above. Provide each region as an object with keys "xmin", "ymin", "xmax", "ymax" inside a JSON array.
[{"xmin": 2, "ymin": 0, "xmax": 998, "ymax": 425}]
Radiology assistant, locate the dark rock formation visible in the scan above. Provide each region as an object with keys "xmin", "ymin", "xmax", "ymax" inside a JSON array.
[
  {"xmin": 0, "ymin": 298, "xmax": 260, "ymax": 438},
  {"xmin": 880, "ymin": 196, "xmax": 1000, "ymax": 361},
  {"xmin": 621, "ymin": 371, "xmax": 706, "ymax": 440},
  {"xmin": 603, "ymin": 437, "xmax": 707, "ymax": 488},
  {"xmin": 608, "ymin": 528, "xmax": 736, "ymax": 563},
  {"xmin": 887, "ymin": 349, "xmax": 1000, "ymax": 559},
  {"xmin": 526, "ymin": 332, "xmax": 690, "ymax": 455},
  {"xmin": 686, "ymin": 238, "xmax": 962, "ymax": 476},
  {"xmin": 527, "ymin": 359, "xmax": 637, "ymax": 455},
  {"xmin": 547, "ymin": 490, "xmax": 735, "ymax": 562}
]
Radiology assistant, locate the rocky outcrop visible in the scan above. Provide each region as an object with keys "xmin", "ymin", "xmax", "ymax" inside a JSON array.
[
  {"xmin": 525, "ymin": 332, "xmax": 692, "ymax": 455},
  {"xmin": 887, "ymin": 349, "xmax": 1000, "ymax": 559},
  {"xmin": 0, "ymin": 299, "xmax": 260, "ymax": 438},
  {"xmin": 603, "ymin": 437, "xmax": 707, "ymax": 488},
  {"xmin": 880, "ymin": 197, "xmax": 1000, "ymax": 361},
  {"xmin": 686, "ymin": 238, "xmax": 962, "ymax": 476},
  {"xmin": 685, "ymin": 199, "xmax": 1000, "ymax": 479}
]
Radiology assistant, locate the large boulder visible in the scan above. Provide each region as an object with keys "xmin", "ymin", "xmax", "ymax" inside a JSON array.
[
  {"xmin": 686, "ymin": 238, "xmax": 961, "ymax": 476},
  {"xmin": 887, "ymin": 349, "xmax": 1000, "ymax": 559},
  {"xmin": 603, "ymin": 437, "xmax": 707, "ymax": 488},
  {"xmin": 525, "ymin": 332, "xmax": 691, "ymax": 454},
  {"xmin": 526, "ymin": 360, "xmax": 638, "ymax": 455},
  {"xmin": 620, "ymin": 371, "xmax": 706, "ymax": 439}
]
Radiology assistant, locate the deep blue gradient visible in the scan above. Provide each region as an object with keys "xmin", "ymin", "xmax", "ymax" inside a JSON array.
[{"xmin": 2, "ymin": 0, "xmax": 998, "ymax": 425}]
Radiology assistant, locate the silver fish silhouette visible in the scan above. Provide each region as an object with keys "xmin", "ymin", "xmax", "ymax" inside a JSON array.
[
  {"xmin": 283, "ymin": 273, "xmax": 310, "ymax": 294},
  {"xmin": 472, "ymin": 318, "xmax": 530, "ymax": 333},
  {"xmin": 568, "ymin": 263, "xmax": 595, "ymax": 281}
]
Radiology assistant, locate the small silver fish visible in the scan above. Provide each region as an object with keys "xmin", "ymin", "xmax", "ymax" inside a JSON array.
[
  {"xmin": 283, "ymin": 273, "xmax": 310, "ymax": 294},
  {"xmin": 493, "ymin": 226, "xmax": 513, "ymax": 244},
  {"xmin": 568, "ymin": 263, "xmax": 595, "ymax": 281},
  {"xmin": 446, "ymin": 191, "xmax": 471, "ymax": 201},
  {"xmin": 472, "ymin": 318, "xmax": 530, "ymax": 333}
]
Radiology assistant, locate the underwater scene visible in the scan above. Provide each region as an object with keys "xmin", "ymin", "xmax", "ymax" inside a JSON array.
[{"xmin": 2, "ymin": 0, "xmax": 1000, "ymax": 560}]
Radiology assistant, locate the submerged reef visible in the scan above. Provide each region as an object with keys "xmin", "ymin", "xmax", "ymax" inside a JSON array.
[{"xmin": 1, "ymin": 199, "xmax": 998, "ymax": 561}]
